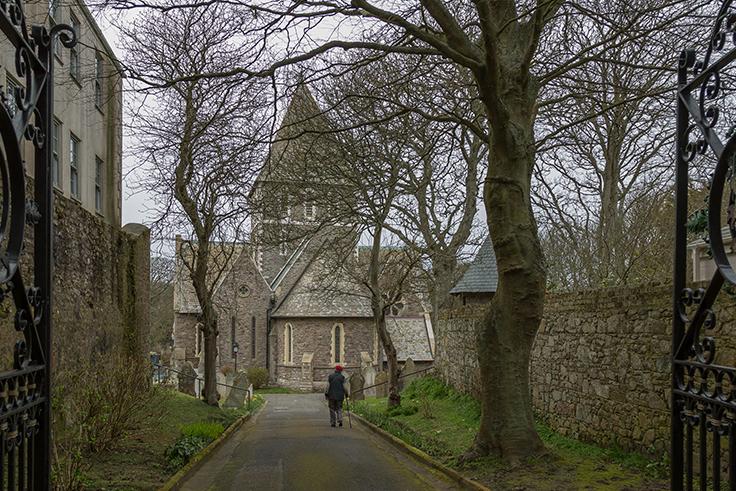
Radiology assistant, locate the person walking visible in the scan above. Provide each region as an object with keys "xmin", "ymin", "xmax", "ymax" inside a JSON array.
[{"xmin": 325, "ymin": 364, "xmax": 347, "ymax": 427}]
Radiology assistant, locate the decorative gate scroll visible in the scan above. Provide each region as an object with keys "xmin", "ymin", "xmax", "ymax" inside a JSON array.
[
  {"xmin": 0, "ymin": 1, "xmax": 75, "ymax": 489},
  {"xmin": 674, "ymin": 2, "xmax": 736, "ymax": 490}
]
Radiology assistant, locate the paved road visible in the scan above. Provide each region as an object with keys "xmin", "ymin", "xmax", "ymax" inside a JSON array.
[{"xmin": 180, "ymin": 394, "xmax": 461, "ymax": 491}]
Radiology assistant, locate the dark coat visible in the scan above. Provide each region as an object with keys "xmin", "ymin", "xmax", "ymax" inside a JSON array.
[{"xmin": 326, "ymin": 371, "xmax": 346, "ymax": 401}]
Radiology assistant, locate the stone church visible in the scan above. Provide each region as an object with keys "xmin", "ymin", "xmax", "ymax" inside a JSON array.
[{"xmin": 172, "ymin": 84, "xmax": 434, "ymax": 389}]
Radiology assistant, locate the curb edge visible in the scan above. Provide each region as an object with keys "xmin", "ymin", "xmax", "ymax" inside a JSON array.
[
  {"xmin": 158, "ymin": 399, "xmax": 267, "ymax": 491},
  {"xmin": 351, "ymin": 411, "xmax": 491, "ymax": 491}
]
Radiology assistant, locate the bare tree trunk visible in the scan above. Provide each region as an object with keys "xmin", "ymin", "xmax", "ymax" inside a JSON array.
[
  {"xmin": 465, "ymin": 67, "xmax": 547, "ymax": 461},
  {"xmin": 201, "ymin": 305, "xmax": 219, "ymax": 406},
  {"xmin": 376, "ymin": 312, "xmax": 401, "ymax": 408}
]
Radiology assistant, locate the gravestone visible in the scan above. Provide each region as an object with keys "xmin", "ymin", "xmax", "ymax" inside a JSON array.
[
  {"xmin": 178, "ymin": 362, "xmax": 197, "ymax": 397},
  {"xmin": 223, "ymin": 372, "xmax": 249, "ymax": 408},
  {"xmin": 349, "ymin": 372, "xmax": 365, "ymax": 401},
  {"xmin": 362, "ymin": 365, "xmax": 377, "ymax": 397},
  {"xmin": 375, "ymin": 371, "xmax": 388, "ymax": 398},
  {"xmin": 401, "ymin": 358, "xmax": 417, "ymax": 390}
]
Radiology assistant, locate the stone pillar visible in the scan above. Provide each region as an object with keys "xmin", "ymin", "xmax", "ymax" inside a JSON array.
[{"xmin": 118, "ymin": 223, "xmax": 150, "ymax": 356}]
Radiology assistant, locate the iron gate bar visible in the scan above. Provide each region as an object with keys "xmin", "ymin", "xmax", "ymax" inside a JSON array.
[
  {"xmin": 0, "ymin": 0, "xmax": 76, "ymax": 488},
  {"xmin": 671, "ymin": 2, "xmax": 736, "ymax": 490}
]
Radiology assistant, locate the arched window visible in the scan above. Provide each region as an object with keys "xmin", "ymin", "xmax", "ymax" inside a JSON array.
[
  {"xmin": 284, "ymin": 323, "xmax": 293, "ymax": 363},
  {"xmin": 332, "ymin": 323, "xmax": 344, "ymax": 364}
]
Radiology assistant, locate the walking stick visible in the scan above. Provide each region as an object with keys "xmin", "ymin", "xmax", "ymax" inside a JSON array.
[{"xmin": 345, "ymin": 396, "xmax": 352, "ymax": 429}]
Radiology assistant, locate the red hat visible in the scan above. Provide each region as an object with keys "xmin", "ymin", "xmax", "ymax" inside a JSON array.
[{"xmin": 335, "ymin": 365, "xmax": 343, "ymax": 371}]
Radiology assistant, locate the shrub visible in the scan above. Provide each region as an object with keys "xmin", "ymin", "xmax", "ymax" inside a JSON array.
[
  {"xmin": 246, "ymin": 367, "xmax": 268, "ymax": 389},
  {"xmin": 387, "ymin": 404, "xmax": 418, "ymax": 417},
  {"xmin": 165, "ymin": 435, "xmax": 209, "ymax": 470},
  {"xmin": 418, "ymin": 396, "xmax": 434, "ymax": 419},
  {"xmin": 181, "ymin": 421, "xmax": 224, "ymax": 441}
]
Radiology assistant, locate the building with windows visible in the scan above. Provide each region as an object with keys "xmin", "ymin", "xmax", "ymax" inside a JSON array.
[
  {"xmin": 3, "ymin": 0, "xmax": 123, "ymax": 225},
  {"xmin": 172, "ymin": 85, "xmax": 434, "ymax": 389}
]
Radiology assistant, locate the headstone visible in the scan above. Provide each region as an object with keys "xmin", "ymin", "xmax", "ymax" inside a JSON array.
[
  {"xmin": 401, "ymin": 358, "xmax": 418, "ymax": 390},
  {"xmin": 178, "ymin": 362, "xmax": 197, "ymax": 397},
  {"xmin": 349, "ymin": 372, "xmax": 365, "ymax": 401},
  {"xmin": 362, "ymin": 365, "xmax": 377, "ymax": 397},
  {"xmin": 223, "ymin": 372, "xmax": 249, "ymax": 408},
  {"xmin": 360, "ymin": 351, "xmax": 373, "ymax": 369},
  {"xmin": 374, "ymin": 371, "xmax": 388, "ymax": 398},
  {"xmin": 173, "ymin": 348, "xmax": 186, "ymax": 367}
]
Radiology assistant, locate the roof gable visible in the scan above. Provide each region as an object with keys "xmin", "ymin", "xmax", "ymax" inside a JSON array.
[{"xmin": 450, "ymin": 237, "xmax": 498, "ymax": 294}]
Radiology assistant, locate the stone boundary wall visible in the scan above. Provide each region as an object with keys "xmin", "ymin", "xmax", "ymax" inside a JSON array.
[
  {"xmin": 434, "ymin": 283, "xmax": 736, "ymax": 455},
  {"xmin": 0, "ymin": 190, "xmax": 151, "ymax": 367}
]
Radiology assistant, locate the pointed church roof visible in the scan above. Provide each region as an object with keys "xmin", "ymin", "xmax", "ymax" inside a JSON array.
[
  {"xmin": 450, "ymin": 237, "xmax": 498, "ymax": 294},
  {"xmin": 257, "ymin": 83, "xmax": 336, "ymax": 185}
]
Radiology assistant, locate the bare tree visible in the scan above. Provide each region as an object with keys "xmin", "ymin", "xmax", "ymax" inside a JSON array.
[
  {"xmin": 104, "ymin": 0, "xmax": 707, "ymax": 461},
  {"xmin": 122, "ymin": 3, "xmax": 269, "ymax": 405}
]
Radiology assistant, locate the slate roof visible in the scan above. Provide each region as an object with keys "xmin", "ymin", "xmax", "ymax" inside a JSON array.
[
  {"xmin": 271, "ymin": 256, "xmax": 373, "ymax": 318},
  {"xmin": 174, "ymin": 241, "xmax": 251, "ymax": 314},
  {"xmin": 386, "ymin": 316, "xmax": 434, "ymax": 362},
  {"xmin": 450, "ymin": 236, "xmax": 498, "ymax": 294}
]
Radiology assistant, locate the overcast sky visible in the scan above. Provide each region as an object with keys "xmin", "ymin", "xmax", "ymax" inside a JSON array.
[{"xmin": 92, "ymin": 11, "xmax": 152, "ymax": 227}]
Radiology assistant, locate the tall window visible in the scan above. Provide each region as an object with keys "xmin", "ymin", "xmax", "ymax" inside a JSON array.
[
  {"xmin": 231, "ymin": 316, "xmax": 236, "ymax": 359},
  {"xmin": 94, "ymin": 53, "xmax": 103, "ymax": 108},
  {"xmin": 49, "ymin": 0, "xmax": 62, "ymax": 59},
  {"xmin": 52, "ymin": 121, "xmax": 61, "ymax": 187},
  {"xmin": 251, "ymin": 316, "xmax": 256, "ymax": 359},
  {"xmin": 304, "ymin": 199, "xmax": 315, "ymax": 220},
  {"xmin": 283, "ymin": 323, "xmax": 293, "ymax": 363},
  {"xmin": 279, "ymin": 231, "xmax": 287, "ymax": 256},
  {"xmin": 5, "ymin": 77, "xmax": 18, "ymax": 117},
  {"xmin": 332, "ymin": 323, "xmax": 344, "ymax": 364},
  {"xmin": 69, "ymin": 14, "xmax": 80, "ymax": 81},
  {"xmin": 95, "ymin": 156, "xmax": 103, "ymax": 213},
  {"xmin": 69, "ymin": 134, "xmax": 80, "ymax": 199}
]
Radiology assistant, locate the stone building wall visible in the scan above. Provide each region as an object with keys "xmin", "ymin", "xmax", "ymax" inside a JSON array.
[
  {"xmin": 434, "ymin": 283, "xmax": 736, "ymax": 455},
  {"xmin": 272, "ymin": 316, "xmax": 377, "ymax": 388}
]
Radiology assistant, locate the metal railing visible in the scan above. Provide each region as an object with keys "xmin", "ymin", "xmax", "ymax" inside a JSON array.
[
  {"xmin": 151, "ymin": 363, "xmax": 253, "ymax": 409},
  {"xmin": 350, "ymin": 365, "xmax": 435, "ymax": 396}
]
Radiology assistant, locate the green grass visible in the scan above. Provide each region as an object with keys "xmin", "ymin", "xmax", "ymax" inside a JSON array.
[
  {"xmin": 353, "ymin": 377, "xmax": 668, "ymax": 491},
  {"xmin": 82, "ymin": 389, "xmax": 264, "ymax": 490}
]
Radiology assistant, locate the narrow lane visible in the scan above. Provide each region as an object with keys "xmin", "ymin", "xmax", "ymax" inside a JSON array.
[{"xmin": 180, "ymin": 394, "xmax": 461, "ymax": 491}]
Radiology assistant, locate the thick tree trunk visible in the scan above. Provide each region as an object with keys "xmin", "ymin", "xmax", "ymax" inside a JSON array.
[
  {"xmin": 430, "ymin": 254, "xmax": 456, "ymax": 326},
  {"xmin": 201, "ymin": 305, "xmax": 219, "ymax": 406},
  {"xmin": 465, "ymin": 68, "xmax": 546, "ymax": 462},
  {"xmin": 376, "ymin": 311, "xmax": 401, "ymax": 408}
]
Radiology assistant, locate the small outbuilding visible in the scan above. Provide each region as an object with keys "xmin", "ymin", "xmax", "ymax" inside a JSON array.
[{"xmin": 449, "ymin": 237, "xmax": 498, "ymax": 306}]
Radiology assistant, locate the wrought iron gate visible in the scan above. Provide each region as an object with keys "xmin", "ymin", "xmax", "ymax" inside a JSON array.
[
  {"xmin": 674, "ymin": 2, "xmax": 736, "ymax": 490},
  {"xmin": 0, "ymin": 1, "xmax": 74, "ymax": 489}
]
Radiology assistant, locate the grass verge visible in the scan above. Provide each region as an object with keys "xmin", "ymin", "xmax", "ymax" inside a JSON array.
[
  {"xmin": 353, "ymin": 378, "xmax": 668, "ymax": 491},
  {"xmin": 81, "ymin": 388, "xmax": 263, "ymax": 490}
]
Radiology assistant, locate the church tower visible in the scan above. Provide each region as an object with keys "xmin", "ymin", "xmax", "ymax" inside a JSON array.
[{"xmin": 250, "ymin": 83, "xmax": 339, "ymax": 284}]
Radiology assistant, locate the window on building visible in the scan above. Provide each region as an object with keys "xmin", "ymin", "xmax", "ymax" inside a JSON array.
[
  {"xmin": 52, "ymin": 120, "xmax": 61, "ymax": 187},
  {"xmin": 304, "ymin": 199, "xmax": 315, "ymax": 220},
  {"xmin": 195, "ymin": 323, "xmax": 203, "ymax": 355},
  {"xmin": 48, "ymin": 0, "xmax": 59, "ymax": 19},
  {"xmin": 95, "ymin": 156, "xmax": 103, "ymax": 213},
  {"xmin": 69, "ymin": 133, "xmax": 80, "ymax": 199},
  {"xmin": 49, "ymin": 0, "xmax": 63, "ymax": 59},
  {"xmin": 251, "ymin": 316, "xmax": 256, "ymax": 359},
  {"xmin": 284, "ymin": 323, "xmax": 293, "ymax": 363},
  {"xmin": 332, "ymin": 323, "xmax": 344, "ymax": 364},
  {"xmin": 5, "ymin": 77, "xmax": 18, "ymax": 117},
  {"xmin": 69, "ymin": 14, "xmax": 80, "ymax": 81},
  {"xmin": 94, "ymin": 53, "xmax": 103, "ymax": 108},
  {"xmin": 279, "ymin": 231, "xmax": 287, "ymax": 256},
  {"xmin": 231, "ymin": 316, "xmax": 236, "ymax": 359}
]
